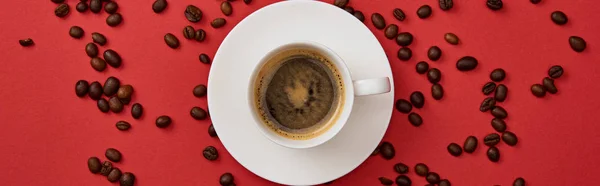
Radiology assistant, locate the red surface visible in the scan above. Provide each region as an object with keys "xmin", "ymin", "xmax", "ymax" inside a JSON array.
[{"xmin": 1, "ymin": 0, "xmax": 599, "ymax": 185}]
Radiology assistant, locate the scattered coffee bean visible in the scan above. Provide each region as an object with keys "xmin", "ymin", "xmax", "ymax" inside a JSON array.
[
  {"xmin": 415, "ymin": 163, "xmax": 429, "ymax": 176},
  {"xmin": 221, "ymin": 1, "xmax": 232, "ymax": 16},
  {"xmin": 131, "ymin": 103, "xmax": 143, "ymax": 119},
  {"xmin": 76, "ymin": 2, "xmax": 88, "ymax": 12},
  {"xmin": 183, "ymin": 26, "xmax": 196, "ymax": 40},
  {"xmin": 103, "ymin": 49, "xmax": 122, "ymax": 68},
  {"xmin": 479, "ymin": 97, "xmax": 496, "ymax": 112},
  {"xmin": 120, "ymin": 172, "xmax": 135, "ymax": 186},
  {"xmin": 199, "ymin": 54, "xmax": 211, "ymax": 64},
  {"xmin": 439, "ymin": 0, "xmax": 453, "ymax": 11},
  {"xmin": 395, "ymin": 175, "xmax": 412, "ymax": 186},
  {"xmin": 91, "ymin": 32, "xmax": 107, "ymax": 46},
  {"xmin": 410, "ymin": 91, "xmax": 425, "ymax": 108},
  {"xmin": 208, "ymin": 124, "xmax": 217, "ymax": 137},
  {"xmin": 380, "ymin": 142, "xmax": 395, "ymax": 160},
  {"xmin": 107, "ymin": 168, "xmax": 121, "ymax": 182},
  {"xmin": 76, "ymin": 80, "xmax": 89, "ymax": 97},
  {"xmin": 456, "ymin": 56, "xmax": 478, "ymax": 71},
  {"xmin": 90, "ymin": 57, "xmax": 107, "ymax": 72},
  {"xmin": 428, "ymin": 46, "xmax": 442, "ymax": 61},
  {"xmin": 417, "ymin": 5, "xmax": 432, "ymax": 19},
  {"xmin": 90, "ymin": 0, "xmax": 102, "ymax": 13},
  {"xmin": 100, "ymin": 161, "xmax": 113, "ymax": 176},
  {"xmin": 69, "ymin": 26, "xmax": 84, "ymax": 39},
  {"xmin": 463, "ymin": 136, "xmax": 478, "ymax": 153},
  {"xmin": 491, "ymin": 106, "xmax": 508, "ymax": 119},
  {"xmin": 105, "ymin": 148, "xmax": 122, "ymax": 162},
  {"xmin": 371, "ymin": 13, "xmax": 386, "ymax": 30},
  {"xmin": 439, "ymin": 179, "xmax": 451, "ymax": 186},
  {"xmin": 513, "ymin": 177, "xmax": 526, "ymax": 186},
  {"xmin": 156, "ymin": 115, "xmax": 172, "ymax": 128},
  {"xmin": 427, "ymin": 68, "xmax": 441, "ymax": 84},
  {"xmin": 502, "ymin": 131, "xmax": 518, "ymax": 146},
  {"xmin": 104, "ymin": 1, "xmax": 118, "ymax": 14},
  {"xmin": 244, "ymin": 0, "xmax": 252, "ymax": 4},
  {"xmin": 487, "ymin": 146, "xmax": 500, "ymax": 162},
  {"xmin": 89, "ymin": 81, "xmax": 103, "ymax": 100},
  {"xmin": 543, "ymin": 77, "xmax": 557, "ymax": 94},
  {"xmin": 164, "ymin": 33, "xmax": 180, "ymax": 49},
  {"xmin": 444, "ymin": 33, "xmax": 459, "ymax": 45},
  {"xmin": 343, "ymin": 6, "xmax": 354, "ymax": 14},
  {"xmin": 392, "ymin": 8, "xmax": 406, "ymax": 22},
  {"xmin": 530, "ymin": 0, "xmax": 541, "ymax": 3},
  {"xmin": 109, "ymin": 97, "xmax": 124, "ymax": 113},
  {"xmin": 484, "ymin": 133, "xmax": 501, "ymax": 146},
  {"xmin": 153, "ymin": 0, "xmax": 168, "ymax": 13},
  {"xmin": 482, "ymin": 82, "xmax": 497, "ymax": 95},
  {"xmin": 394, "ymin": 163, "xmax": 409, "ymax": 174},
  {"xmin": 431, "ymin": 84, "xmax": 444, "ymax": 100},
  {"xmin": 384, "ymin": 24, "xmax": 399, "ymax": 39},
  {"xmin": 491, "ymin": 118, "xmax": 507, "ymax": 132},
  {"xmin": 98, "ymin": 98, "xmax": 110, "ymax": 113},
  {"xmin": 569, "ymin": 36, "xmax": 586, "ymax": 52},
  {"xmin": 211, "ymin": 18, "xmax": 227, "ymax": 28},
  {"xmin": 203, "ymin": 146, "xmax": 219, "ymax": 161},
  {"xmin": 220, "ymin": 172, "xmax": 234, "ymax": 186},
  {"xmin": 447, "ymin": 143, "xmax": 462, "ymax": 156},
  {"xmin": 408, "ymin": 112, "xmax": 423, "ymax": 127},
  {"xmin": 106, "ymin": 13, "xmax": 123, "ymax": 27},
  {"xmin": 195, "ymin": 29, "xmax": 206, "ymax": 42},
  {"xmin": 116, "ymin": 121, "xmax": 131, "ymax": 131},
  {"xmin": 103, "ymin": 76, "xmax": 120, "ymax": 96},
  {"xmin": 353, "ymin": 11, "xmax": 365, "ymax": 22},
  {"xmin": 379, "ymin": 177, "xmax": 394, "ymax": 185},
  {"xmin": 396, "ymin": 32, "xmax": 413, "ymax": 46},
  {"xmin": 85, "ymin": 43, "xmax": 98, "ymax": 57},
  {"xmin": 548, "ymin": 65, "xmax": 564, "ymax": 79},
  {"xmin": 486, "ymin": 0, "xmax": 503, "ymax": 10},
  {"xmin": 416, "ymin": 61, "xmax": 429, "ymax": 74},
  {"xmin": 117, "ymin": 85, "xmax": 133, "ymax": 104},
  {"xmin": 426, "ymin": 172, "xmax": 441, "ymax": 184},
  {"xmin": 185, "ymin": 5, "xmax": 203, "ymax": 22},
  {"xmin": 494, "ymin": 84, "xmax": 507, "ymax": 102},
  {"xmin": 191, "ymin": 107, "xmax": 208, "ymax": 120},
  {"xmin": 193, "ymin": 84, "xmax": 208, "ymax": 97},
  {"xmin": 55, "ymin": 3, "xmax": 70, "ymax": 17},
  {"xmin": 333, "ymin": 0, "xmax": 348, "ymax": 8},
  {"xmin": 397, "ymin": 47, "xmax": 412, "ymax": 61},
  {"xmin": 88, "ymin": 157, "xmax": 102, "ymax": 174},
  {"xmin": 51, "ymin": 0, "xmax": 65, "ymax": 3},
  {"xmin": 395, "ymin": 99, "xmax": 412, "ymax": 113},
  {"xmin": 531, "ymin": 84, "xmax": 546, "ymax": 97},
  {"xmin": 490, "ymin": 68, "xmax": 506, "ymax": 82},
  {"xmin": 19, "ymin": 38, "xmax": 34, "ymax": 47},
  {"xmin": 551, "ymin": 11, "xmax": 568, "ymax": 25}
]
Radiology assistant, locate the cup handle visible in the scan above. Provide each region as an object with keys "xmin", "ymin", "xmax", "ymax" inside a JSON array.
[{"xmin": 353, "ymin": 77, "xmax": 391, "ymax": 96}]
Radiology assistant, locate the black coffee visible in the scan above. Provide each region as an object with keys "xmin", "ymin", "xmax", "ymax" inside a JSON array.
[
  {"xmin": 89, "ymin": 81, "xmax": 103, "ymax": 100},
  {"xmin": 380, "ymin": 142, "xmax": 395, "ymax": 160},
  {"xmin": 203, "ymin": 146, "xmax": 218, "ymax": 161},
  {"xmin": 463, "ymin": 136, "xmax": 478, "ymax": 153},
  {"xmin": 371, "ymin": 13, "xmax": 386, "ymax": 30},
  {"xmin": 447, "ymin": 143, "xmax": 462, "ymax": 156}
]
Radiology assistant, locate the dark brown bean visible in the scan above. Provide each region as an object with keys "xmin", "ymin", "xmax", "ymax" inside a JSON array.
[
  {"xmin": 131, "ymin": 103, "xmax": 143, "ymax": 119},
  {"xmin": 203, "ymin": 146, "xmax": 219, "ymax": 161},
  {"xmin": 548, "ymin": 65, "xmax": 564, "ymax": 79},
  {"xmin": 103, "ymin": 49, "xmax": 122, "ymax": 68},
  {"xmin": 379, "ymin": 177, "xmax": 394, "ymax": 185},
  {"xmin": 88, "ymin": 157, "xmax": 102, "ymax": 174},
  {"xmin": 55, "ymin": 3, "xmax": 70, "ymax": 18},
  {"xmin": 463, "ymin": 136, "xmax": 478, "ymax": 153},
  {"xmin": 89, "ymin": 81, "xmax": 103, "ymax": 100},
  {"xmin": 408, "ymin": 112, "xmax": 422, "ymax": 127},
  {"xmin": 569, "ymin": 36, "xmax": 586, "ymax": 52},
  {"xmin": 393, "ymin": 8, "xmax": 406, "ymax": 21},
  {"xmin": 104, "ymin": 1, "xmax": 118, "ymax": 14},
  {"xmin": 199, "ymin": 54, "xmax": 211, "ymax": 64},
  {"xmin": 447, "ymin": 143, "xmax": 462, "ymax": 156},
  {"xmin": 343, "ymin": 6, "xmax": 354, "ymax": 14},
  {"xmin": 427, "ymin": 46, "xmax": 442, "ymax": 61},
  {"xmin": 195, "ymin": 29, "xmax": 206, "ymax": 42},
  {"xmin": 543, "ymin": 77, "xmax": 558, "ymax": 94},
  {"xmin": 487, "ymin": 146, "xmax": 500, "ymax": 162},
  {"xmin": 107, "ymin": 168, "xmax": 121, "ymax": 182},
  {"xmin": 208, "ymin": 124, "xmax": 217, "ymax": 137},
  {"xmin": 513, "ymin": 177, "xmax": 526, "ymax": 186},
  {"xmin": 164, "ymin": 33, "xmax": 180, "ymax": 49},
  {"xmin": 427, "ymin": 68, "xmax": 441, "ymax": 84},
  {"xmin": 221, "ymin": 1, "xmax": 232, "ymax": 16},
  {"xmin": 106, "ymin": 13, "xmax": 123, "ymax": 27},
  {"xmin": 371, "ymin": 13, "xmax": 386, "ymax": 30},
  {"xmin": 120, "ymin": 172, "xmax": 135, "ymax": 186},
  {"xmin": 193, "ymin": 84, "xmax": 207, "ymax": 97},
  {"xmin": 486, "ymin": 0, "xmax": 503, "ymax": 10},
  {"xmin": 243, "ymin": 0, "xmax": 252, "ymax": 4},
  {"xmin": 156, "ymin": 115, "xmax": 172, "ymax": 128},
  {"xmin": 380, "ymin": 142, "xmax": 395, "ymax": 160},
  {"xmin": 117, "ymin": 85, "xmax": 133, "ymax": 104},
  {"xmin": 100, "ymin": 161, "xmax": 112, "ymax": 176},
  {"xmin": 90, "ymin": 0, "xmax": 102, "ymax": 13},
  {"xmin": 333, "ymin": 0, "xmax": 348, "ymax": 8},
  {"xmin": 90, "ymin": 57, "xmax": 107, "ymax": 72},
  {"xmin": 396, "ymin": 32, "xmax": 413, "ymax": 46},
  {"xmin": 410, "ymin": 91, "xmax": 425, "ymax": 108},
  {"xmin": 531, "ymin": 84, "xmax": 546, "ymax": 97},
  {"xmin": 19, "ymin": 38, "xmax": 34, "ymax": 47},
  {"xmin": 494, "ymin": 84, "xmax": 507, "ymax": 102},
  {"xmin": 397, "ymin": 47, "xmax": 412, "ymax": 61},
  {"xmin": 384, "ymin": 24, "xmax": 398, "ymax": 39},
  {"xmin": 426, "ymin": 172, "xmax": 441, "ymax": 184},
  {"xmin": 417, "ymin": 5, "xmax": 432, "ymax": 19},
  {"xmin": 551, "ymin": 11, "xmax": 568, "ymax": 25},
  {"xmin": 152, "ymin": 0, "xmax": 168, "ymax": 13},
  {"xmin": 395, "ymin": 175, "xmax": 412, "ymax": 186},
  {"xmin": 530, "ymin": 0, "xmax": 541, "ymax": 4},
  {"xmin": 395, "ymin": 99, "xmax": 412, "ymax": 113},
  {"xmin": 219, "ymin": 172, "xmax": 234, "ymax": 186},
  {"xmin": 75, "ymin": 80, "xmax": 89, "ymax": 97},
  {"xmin": 116, "ymin": 121, "xmax": 131, "ymax": 131},
  {"xmin": 69, "ymin": 26, "xmax": 84, "ymax": 39},
  {"xmin": 456, "ymin": 56, "xmax": 478, "ymax": 71},
  {"xmin": 92, "ymin": 32, "xmax": 107, "ymax": 46},
  {"xmin": 502, "ymin": 131, "xmax": 518, "ymax": 146},
  {"xmin": 105, "ymin": 148, "xmax": 122, "ymax": 162},
  {"xmin": 191, "ymin": 107, "xmax": 208, "ymax": 120},
  {"xmin": 439, "ymin": 179, "xmax": 451, "ymax": 186},
  {"xmin": 353, "ymin": 11, "xmax": 365, "ymax": 22},
  {"xmin": 103, "ymin": 77, "xmax": 120, "ymax": 96},
  {"xmin": 431, "ymin": 84, "xmax": 444, "ymax": 100},
  {"xmin": 97, "ymin": 98, "xmax": 110, "ymax": 113},
  {"xmin": 414, "ymin": 163, "xmax": 429, "ymax": 176},
  {"xmin": 482, "ymin": 82, "xmax": 497, "ymax": 95},
  {"xmin": 484, "ymin": 133, "xmax": 501, "ymax": 146},
  {"xmin": 479, "ymin": 97, "xmax": 496, "ymax": 112},
  {"xmin": 51, "ymin": 0, "xmax": 65, "ymax": 4},
  {"xmin": 185, "ymin": 5, "xmax": 203, "ymax": 22},
  {"xmin": 491, "ymin": 118, "xmax": 507, "ymax": 132},
  {"xmin": 444, "ymin": 33, "xmax": 459, "ymax": 45},
  {"xmin": 439, "ymin": 0, "xmax": 453, "ymax": 11},
  {"xmin": 416, "ymin": 61, "xmax": 429, "ymax": 74},
  {"xmin": 491, "ymin": 106, "xmax": 508, "ymax": 119},
  {"xmin": 394, "ymin": 163, "xmax": 409, "ymax": 174},
  {"xmin": 183, "ymin": 26, "xmax": 196, "ymax": 40},
  {"xmin": 85, "ymin": 43, "xmax": 98, "ymax": 57},
  {"xmin": 490, "ymin": 68, "xmax": 506, "ymax": 82},
  {"xmin": 108, "ymin": 97, "xmax": 124, "ymax": 113},
  {"xmin": 211, "ymin": 18, "xmax": 227, "ymax": 28},
  {"xmin": 76, "ymin": 2, "xmax": 88, "ymax": 12}
]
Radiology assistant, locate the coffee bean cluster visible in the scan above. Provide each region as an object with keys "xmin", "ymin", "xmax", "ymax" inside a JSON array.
[
  {"xmin": 379, "ymin": 162, "xmax": 452, "ymax": 186},
  {"xmin": 395, "ymin": 91, "xmax": 425, "ymax": 127},
  {"xmin": 531, "ymin": 65, "xmax": 563, "ymax": 97},
  {"xmin": 87, "ymin": 148, "xmax": 135, "ymax": 186}
]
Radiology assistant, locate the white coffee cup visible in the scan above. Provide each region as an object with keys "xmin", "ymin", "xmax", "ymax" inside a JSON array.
[{"xmin": 249, "ymin": 41, "xmax": 391, "ymax": 149}]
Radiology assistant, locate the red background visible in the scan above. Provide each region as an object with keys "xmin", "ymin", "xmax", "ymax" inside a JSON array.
[{"xmin": 1, "ymin": 0, "xmax": 599, "ymax": 185}]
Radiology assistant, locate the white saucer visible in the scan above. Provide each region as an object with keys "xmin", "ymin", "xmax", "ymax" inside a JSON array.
[{"xmin": 207, "ymin": 1, "xmax": 394, "ymax": 185}]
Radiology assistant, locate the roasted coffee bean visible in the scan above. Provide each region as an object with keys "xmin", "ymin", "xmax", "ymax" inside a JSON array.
[
  {"xmin": 103, "ymin": 77, "xmax": 120, "ymax": 96},
  {"xmin": 51, "ymin": 0, "xmax": 65, "ymax": 3},
  {"xmin": 551, "ymin": 11, "xmax": 568, "ymax": 25},
  {"xmin": 408, "ymin": 112, "xmax": 422, "ymax": 127},
  {"xmin": 109, "ymin": 97, "xmax": 124, "ymax": 113},
  {"xmin": 417, "ymin": 5, "xmax": 432, "ymax": 19},
  {"xmin": 380, "ymin": 142, "xmax": 395, "ymax": 160},
  {"xmin": 548, "ymin": 65, "xmax": 564, "ymax": 79},
  {"xmin": 191, "ymin": 107, "xmax": 208, "ymax": 120},
  {"xmin": 428, "ymin": 46, "xmax": 442, "ymax": 61},
  {"xmin": 384, "ymin": 24, "xmax": 399, "ymax": 39},
  {"xmin": 426, "ymin": 172, "xmax": 441, "ymax": 184},
  {"xmin": 117, "ymin": 85, "xmax": 133, "ymax": 104},
  {"xmin": 491, "ymin": 106, "xmax": 507, "ymax": 119},
  {"xmin": 415, "ymin": 163, "xmax": 429, "ymax": 176},
  {"xmin": 484, "ymin": 133, "xmax": 501, "ymax": 146},
  {"xmin": 19, "ymin": 38, "xmax": 34, "ymax": 47},
  {"xmin": 104, "ymin": 49, "xmax": 122, "ymax": 68},
  {"xmin": 397, "ymin": 47, "xmax": 412, "ymax": 61},
  {"xmin": 379, "ymin": 177, "xmax": 394, "ymax": 185},
  {"xmin": 482, "ymin": 82, "xmax": 496, "ymax": 95},
  {"xmin": 427, "ymin": 68, "xmax": 441, "ymax": 84},
  {"xmin": 495, "ymin": 84, "xmax": 507, "ymax": 102},
  {"xmin": 395, "ymin": 99, "xmax": 412, "ymax": 113},
  {"xmin": 353, "ymin": 11, "xmax": 365, "ymax": 22},
  {"xmin": 88, "ymin": 157, "xmax": 102, "ymax": 174},
  {"xmin": 343, "ymin": 6, "xmax": 354, "ymax": 14},
  {"xmin": 394, "ymin": 163, "xmax": 409, "ymax": 174},
  {"xmin": 221, "ymin": 1, "xmax": 232, "ymax": 16},
  {"xmin": 97, "ymin": 98, "xmax": 110, "ymax": 113},
  {"xmin": 85, "ymin": 43, "xmax": 98, "ymax": 57},
  {"xmin": 100, "ymin": 161, "xmax": 113, "ymax": 176},
  {"xmin": 395, "ymin": 175, "xmax": 411, "ymax": 186},
  {"xmin": 90, "ymin": 57, "xmax": 107, "ymax": 72},
  {"xmin": 55, "ymin": 3, "xmax": 70, "ymax": 17},
  {"xmin": 456, "ymin": 56, "xmax": 478, "ymax": 71},
  {"xmin": 569, "ymin": 36, "xmax": 586, "ymax": 52},
  {"xmin": 120, "ymin": 172, "xmax": 135, "ymax": 186},
  {"xmin": 203, "ymin": 146, "xmax": 219, "ymax": 161},
  {"xmin": 116, "ymin": 121, "xmax": 131, "ymax": 131},
  {"xmin": 396, "ymin": 32, "xmax": 413, "ymax": 46},
  {"xmin": 91, "ymin": 32, "xmax": 107, "ymax": 46},
  {"xmin": 199, "ymin": 54, "xmax": 210, "ymax": 64},
  {"xmin": 195, "ymin": 29, "xmax": 206, "ymax": 42},
  {"xmin": 104, "ymin": 1, "xmax": 118, "ymax": 14},
  {"xmin": 89, "ymin": 81, "xmax": 103, "ymax": 100},
  {"xmin": 490, "ymin": 68, "xmax": 506, "ymax": 82},
  {"xmin": 491, "ymin": 118, "xmax": 507, "ymax": 132},
  {"xmin": 479, "ymin": 97, "xmax": 496, "ymax": 112},
  {"xmin": 439, "ymin": 0, "xmax": 453, "ymax": 10},
  {"xmin": 156, "ymin": 115, "xmax": 172, "ymax": 128},
  {"xmin": 410, "ymin": 91, "xmax": 425, "ymax": 108},
  {"xmin": 463, "ymin": 136, "xmax": 478, "ymax": 153},
  {"xmin": 513, "ymin": 177, "xmax": 526, "ymax": 186},
  {"xmin": 211, "ymin": 18, "xmax": 227, "ymax": 28},
  {"xmin": 439, "ymin": 179, "xmax": 451, "ymax": 186},
  {"xmin": 487, "ymin": 146, "xmax": 500, "ymax": 162},
  {"xmin": 153, "ymin": 0, "xmax": 168, "ymax": 13},
  {"xmin": 131, "ymin": 103, "xmax": 143, "ymax": 119},
  {"xmin": 76, "ymin": 2, "xmax": 88, "ymax": 12},
  {"xmin": 183, "ymin": 26, "xmax": 196, "ymax": 40},
  {"xmin": 531, "ymin": 84, "xmax": 546, "ymax": 97},
  {"xmin": 416, "ymin": 61, "xmax": 429, "ymax": 74},
  {"xmin": 392, "ymin": 8, "xmax": 406, "ymax": 21},
  {"xmin": 502, "ymin": 131, "xmax": 518, "ymax": 146},
  {"xmin": 444, "ymin": 33, "xmax": 459, "ymax": 45},
  {"xmin": 107, "ymin": 168, "xmax": 121, "ymax": 182},
  {"xmin": 69, "ymin": 26, "xmax": 84, "ymax": 39},
  {"xmin": 333, "ymin": 0, "xmax": 348, "ymax": 8},
  {"xmin": 75, "ymin": 80, "xmax": 89, "ymax": 97},
  {"xmin": 193, "ymin": 84, "xmax": 207, "ymax": 97},
  {"xmin": 106, "ymin": 13, "xmax": 123, "ymax": 27},
  {"xmin": 244, "ymin": 0, "xmax": 252, "ymax": 4},
  {"xmin": 185, "ymin": 5, "xmax": 203, "ymax": 22},
  {"xmin": 543, "ymin": 77, "xmax": 557, "ymax": 94},
  {"xmin": 530, "ymin": 0, "xmax": 541, "ymax": 3},
  {"xmin": 105, "ymin": 148, "xmax": 122, "ymax": 162},
  {"xmin": 447, "ymin": 143, "xmax": 462, "ymax": 156},
  {"xmin": 220, "ymin": 173, "xmax": 234, "ymax": 186},
  {"xmin": 164, "ymin": 33, "xmax": 180, "ymax": 49},
  {"xmin": 208, "ymin": 124, "xmax": 217, "ymax": 137},
  {"xmin": 371, "ymin": 13, "xmax": 386, "ymax": 30},
  {"xmin": 431, "ymin": 84, "xmax": 444, "ymax": 100},
  {"xmin": 486, "ymin": 0, "xmax": 503, "ymax": 10},
  {"xmin": 90, "ymin": 0, "xmax": 102, "ymax": 13}
]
